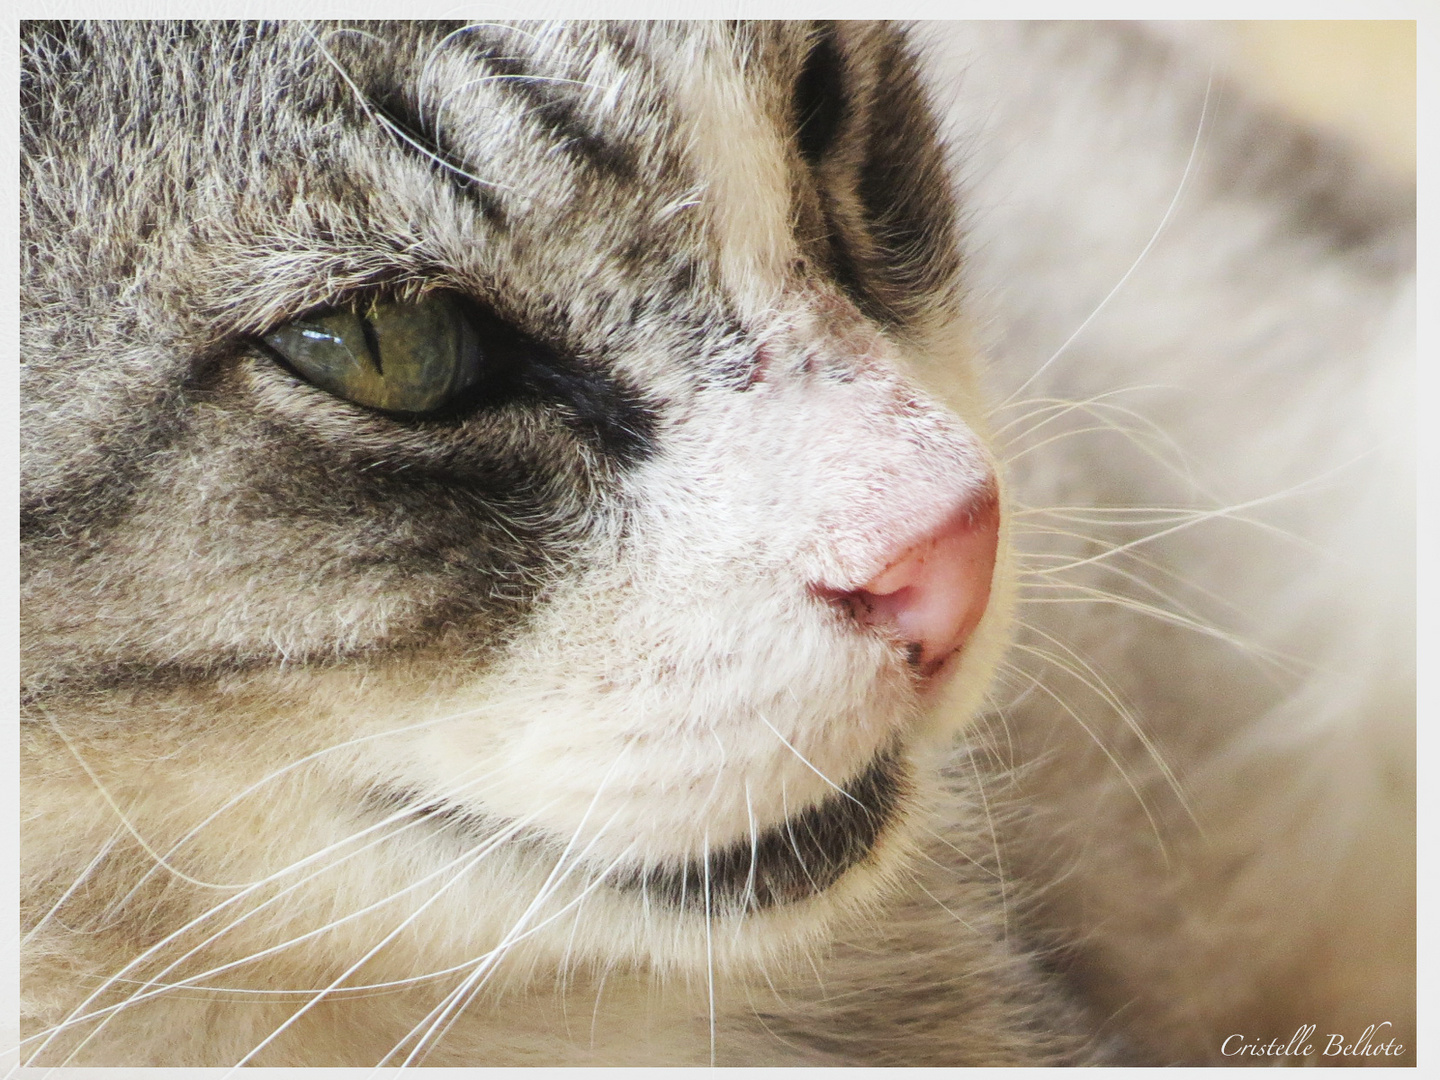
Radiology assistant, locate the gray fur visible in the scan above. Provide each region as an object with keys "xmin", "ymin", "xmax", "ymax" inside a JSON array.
[{"xmin": 20, "ymin": 20, "xmax": 1413, "ymax": 1066}]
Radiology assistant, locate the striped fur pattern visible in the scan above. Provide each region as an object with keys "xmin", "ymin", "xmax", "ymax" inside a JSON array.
[{"xmin": 20, "ymin": 20, "xmax": 1413, "ymax": 1065}]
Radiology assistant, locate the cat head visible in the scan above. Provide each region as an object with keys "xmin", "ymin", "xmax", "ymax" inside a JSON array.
[{"xmin": 22, "ymin": 21, "xmax": 1008, "ymax": 983}]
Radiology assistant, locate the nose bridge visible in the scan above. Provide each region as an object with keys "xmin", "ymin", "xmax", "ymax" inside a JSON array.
[
  {"xmin": 773, "ymin": 280, "xmax": 896, "ymax": 384},
  {"xmin": 756, "ymin": 290, "xmax": 997, "ymax": 592},
  {"xmin": 824, "ymin": 285, "xmax": 993, "ymax": 476}
]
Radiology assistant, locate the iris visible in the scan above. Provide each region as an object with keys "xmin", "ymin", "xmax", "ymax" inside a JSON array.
[{"xmin": 264, "ymin": 294, "xmax": 484, "ymax": 414}]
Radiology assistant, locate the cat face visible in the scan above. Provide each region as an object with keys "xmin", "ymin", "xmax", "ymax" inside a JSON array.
[{"xmin": 21, "ymin": 19, "xmax": 1006, "ymax": 997}]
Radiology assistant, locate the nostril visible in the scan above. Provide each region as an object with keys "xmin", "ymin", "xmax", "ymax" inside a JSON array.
[{"xmin": 836, "ymin": 493, "xmax": 1000, "ymax": 676}]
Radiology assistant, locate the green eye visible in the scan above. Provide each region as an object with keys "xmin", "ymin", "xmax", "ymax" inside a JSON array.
[{"xmin": 263, "ymin": 294, "xmax": 484, "ymax": 414}]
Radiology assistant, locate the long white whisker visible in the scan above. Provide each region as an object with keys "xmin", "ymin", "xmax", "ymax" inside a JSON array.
[
  {"xmin": 757, "ymin": 708, "xmax": 866, "ymax": 811},
  {"xmin": 106, "ymin": 702, "xmax": 531, "ymax": 901},
  {"xmin": 998, "ymin": 66, "xmax": 1215, "ymax": 409},
  {"xmin": 393, "ymin": 832, "xmax": 637, "ymax": 1067},
  {"xmin": 31, "ymin": 768, "xmax": 538, "ymax": 1061},
  {"xmin": 48, "ymin": 724, "xmax": 229, "ymax": 891},
  {"xmin": 1013, "ymin": 498, "xmax": 1337, "ymax": 559},
  {"xmin": 1024, "ymin": 439, "xmax": 1388, "ymax": 581},
  {"xmin": 224, "ymin": 814, "xmax": 528, "ymax": 1071},
  {"xmin": 965, "ymin": 746, "xmax": 1009, "ymax": 939},
  {"xmin": 916, "ymin": 825, "xmax": 1001, "ymax": 882},
  {"xmin": 999, "ymin": 645, "xmax": 1170, "ymax": 859},
  {"xmin": 997, "ymin": 394, "xmax": 1200, "ymax": 487},
  {"xmin": 305, "ymin": 24, "xmax": 513, "ymax": 194},
  {"xmin": 588, "ymin": 968, "xmax": 609, "ymax": 1051},
  {"xmin": 1016, "ymin": 623, "xmax": 1187, "ymax": 814},
  {"xmin": 743, "ymin": 781, "xmax": 760, "ymax": 922},
  {"xmin": 38, "ymin": 805, "xmax": 549, "ymax": 1065},
  {"xmin": 915, "ymin": 879, "xmax": 978, "ymax": 933},
  {"xmin": 778, "ymin": 781, "xmax": 824, "ymax": 898},
  {"xmin": 1018, "ymin": 586, "xmax": 1308, "ymax": 675},
  {"xmin": 704, "ymin": 831, "xmax": 717, "ymax": 1068},
  {"xmin": 390, "ymin": 746, "xmax": 635, "ymax": 1066},
  {"xmin": 21, "ymin": 830, "xmax": 121, "ymax": 946}
]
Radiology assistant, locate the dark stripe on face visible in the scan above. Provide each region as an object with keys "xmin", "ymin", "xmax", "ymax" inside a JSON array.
[
  {"xmin": 854, "ymin": 36, "xmax": 963, "ymax": 318},
  {"xmin": 628, "ymin": 751, "xmax": 906, "ymax": 914},
  {"xmin": 452, "ymin": 34, "xmax": 640, "ymax": 181},
  {"xmin": 504, "ymin": 341, "xmax": 660, "ymax": 464},
  {"xmin": 794, "ymin": 22, "xmax": 847, "ymax": 169},
  {"xmin": 788, "ymin": 24, "xmax": 963, "ymax": 333},
  {"xmin": 363, "ymin": 83, "xmax": 511, "ymax": 229},
  {"xmin": 817, "ymin": 197, "xmax": 884, "ymax": 326},
  {"xmin": 448, "ymin": 304, "xmax": 660, "ymax": 466},
  {"xmin": 786, "ymin": 25, "xmax": 896, "ymax": 329}
]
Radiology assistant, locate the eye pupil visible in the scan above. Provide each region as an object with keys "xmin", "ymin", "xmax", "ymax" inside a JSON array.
[
  {"xmin": 263, "ymin": 294, "xmax": 484, "ymax": 415},
  {"xmin": 359, "ymin": 312, "xmax": 383, "ymax": 375}
]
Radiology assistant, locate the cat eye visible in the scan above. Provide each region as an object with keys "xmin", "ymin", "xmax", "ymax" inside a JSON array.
[{"xmin": 262, "ymin": 294, "xmax": 484, "ymax": 414}]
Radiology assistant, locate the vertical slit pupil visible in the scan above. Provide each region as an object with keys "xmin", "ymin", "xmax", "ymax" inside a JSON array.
[
  {"xmin": 359, "ymin": 311, "xmax": 383, "ymax": 375},
  {"xmin": 795, "ymin": 26, "xmax": 845, "ymax": 167}
]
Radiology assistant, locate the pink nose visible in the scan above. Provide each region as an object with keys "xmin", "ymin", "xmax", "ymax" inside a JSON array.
[{"xmin": 839, "ymin": 493, "xmax": 999, "ymax": 677}]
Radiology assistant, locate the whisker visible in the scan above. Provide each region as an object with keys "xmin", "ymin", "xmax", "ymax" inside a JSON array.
[
  {"xmin": 965, "ymin": 745, "xmax": 1009, "ymax": 939},
  {"xmin": 226, "ymin": 816, "xmax": 525, "ymax": 1070},
  {"xmin": 743, "ymin": 782, "xmax": 760, "ymax": 921},
  {"xmin": 1015, "ymin": 527, "xmax": 1270, "ymax": 632},
  {"xmin": 388, "ymin": 747, "xmax": 635, "ymax": 1066},
  {"xmin": 49, "ymin": 723, "xmax": 231, "ymax": 892},
  {"xmin": 1018, "ymin": 586, "xmax": 1308, "ymax": 676},
  {"xmin": 109, "ymin": 701, "xmax": 535, "ymax": 900},
  {"xmin": 22, "ymin": 830, "xmax": 122, "ymax": 946},
  {"xmin": 1013, "ymin": 501, "xmax": 1332, "ymax": 558},
  {"xmin": 36, "ymin": 805, "xmax": 548, "ymax": 1065},
  {"xmin": 304, "ymin": 24, "xmax": 514, "ymax": 194},
  {"xmin": 1027, "ymin": 488, "xmax": 1327, "ymax": 577},
  {"xmin": 30, "ymin": 768, "xmax": 543, "ymax": 1062},
  {"xmin": 779, "ymin": 782, "xmax": 825, "ymax": 898},
  {"xmin": 1015, "ymin": 625, "xmax": 1190, "ymax": 819},
  {"xmin": 394, "ymin": 834, "xmax": 638, "ymax": 1067},
  {"xmin": 758, "ymin": 707, "xmax": 868, "ymax": 812},
  {"xmin": 914, "ymin": 879, "xmax": 979, "ymax": 933},
  {"xmin": 998, "ymin": 645, "xmax": 1171, "ymax": 859},
  {"xmin": 704, "ymin": 832, "xmax": 717, "ymax": 1068},
  {"xmin": 997, "ymin": 393, "xmax": 1199, "ymax": 485},
  {"xmin": 997, "ymin": 65, "xmax": 1215, "ymax": 409},
  {"xmin": 588, "ymin": 968, "xmax": 609, "ymax": 1051}
]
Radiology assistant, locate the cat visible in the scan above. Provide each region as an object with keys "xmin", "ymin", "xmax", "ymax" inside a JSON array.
[{"xmin": 17, "ymin": 19, "xmax": 1415, "ymax": 1066}]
